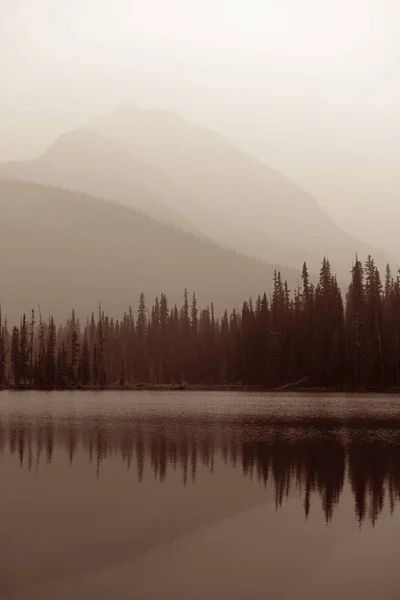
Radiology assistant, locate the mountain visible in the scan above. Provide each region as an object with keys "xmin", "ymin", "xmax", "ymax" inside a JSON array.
[
  {"xmin": 86, "ymin": 103, "xmax": 390, "ymax": 277},
  {"xmin": 0, "ymin": 129, "xmax": 199, "ymax": 235},
  {"xmin": 0, "ymin": 104, "xmax": 389, "ymax": 278},
  {"xmin": 0, "ymin": 180, "xmax": 301, "ymax": 322}
]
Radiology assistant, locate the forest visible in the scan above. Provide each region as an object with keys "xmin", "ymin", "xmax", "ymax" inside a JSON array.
[{"xmin": 1, "ymin": 255, "xmax": 400, "ymax": 390}]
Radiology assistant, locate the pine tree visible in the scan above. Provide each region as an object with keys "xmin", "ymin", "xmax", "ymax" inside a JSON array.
[
  {"xmin": 191, "ymin": 292, "xmax": 199, "ymax": 338},
  {"xmin": 220, "ymin": 309, "xmax": 230, "ymax": 383},
  {"xmin": 56, "ymin": 341, "xmax": 68, "ymax": 388},
  {"xmin": 346, "ymin": 256, "xmax": 365, "ymax": 387},
  {"xmin": 313, "ymin": 258, "xmax": 344, "ymax": 385},
  {"xmin": 301, "ymin": 262, "xmax": 310, "ymax": 303},
  {"xmin": 0, "ymin": 306, "xmax": 5, "ymax": 386},
  {"xmin": 19, "ymin": 314, "xmax": 29, "ymax": 384},
  {"xmin": 149, "ymin": 296, "xmax": 160, "ymax": 382},
  {"xmin": 97, "ymin": 305, "xmax": 106, "ymax": 386},
  {"xmin": 92, "ymin": 343, "xmax": 99, "ymax": 386},
  {"xmin": 80, "ymin": 332, "xmax": 90, "ymax": 386},
  {"xmin": 180, "ymin": 288, "xmax": 191, "ymax": 382},
  {"xmin": 255, "ymin": 292, "xmax": 270, "ymax": 384},
  {"xmin": 159, "ymin": 293, "xmax": 169, "ymax": 382},
  {"xmin": 119, "ymin": 342, "xmax": 126, "ymax": 386},
  {"xmin": 11, "ymin": 325, "xmax": 20, "ymax": 386},
  {"xmin": 270, "ymin": 271, "xmax": 286, "ymax": 384},
  {"xmin": 45, "ymin": 317, "xmax": 56, "ymax": 387},
  {"xmin": 364, "ymin": 256, "xmax": 385, "ymax": 387},
  {"xmin": 168, "ymin": 304, "xmax": 180, "ymax": 382},
  {"xmin": 392, "ymin": 273, "xmax": 400, "ymax": 384},
  {"xmin": 69, "ymin": 309, "xmax": 80, "ymax": 384},
  {"xmin": 136, "ymin": 293, "xmax": 148, "ymax": 381},
  {"xmin": 29, "ymin": 310, "xmax": 35, "ymax": 385}
]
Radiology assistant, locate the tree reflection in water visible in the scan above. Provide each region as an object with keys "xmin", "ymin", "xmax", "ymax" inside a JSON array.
[{"xmin": 2, "ymin": 413, "xmax": 400, "ymax": 526}]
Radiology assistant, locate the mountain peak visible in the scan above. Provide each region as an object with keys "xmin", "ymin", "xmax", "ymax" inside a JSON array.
[
  {"xmin": 40, "ymin": 128, "xmax": 132, "ymax": 164},
  {"xmin": 112, "ymin": 102, "xmax": 142, "ymax": 118},
  {"xmin": 96, "ymin": 102, "xmax": 193, "ymax": 133},
  {"xmin": 87, "ymin": 103, "xmax": 390, "ymax": 277}
]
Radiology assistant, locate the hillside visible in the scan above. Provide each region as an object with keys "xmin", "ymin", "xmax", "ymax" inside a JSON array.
[
  {"xmin": 87, "ymin": 104, "xmax": 389, "ymax": 277},
  {"xmin": 0, "ymin": 104, "xmax": 389, "ymax": 279},
  {"xmin": 0, "ymin": 180, "xmax": 301, "ymax": 322},
  {"xmin": 0, "ymin": 129, "xmax": 199, "ymax": 235}
]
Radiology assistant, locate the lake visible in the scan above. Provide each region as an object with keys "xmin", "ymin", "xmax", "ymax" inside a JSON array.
[{"xmin": 1, "ymin": 391, "xmax": 400, "ymax": 599}]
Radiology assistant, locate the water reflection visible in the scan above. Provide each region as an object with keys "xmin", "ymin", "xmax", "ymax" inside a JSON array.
[{"xmin": 2, "ymin": 411, "xmax": 400, "ymax": 526}]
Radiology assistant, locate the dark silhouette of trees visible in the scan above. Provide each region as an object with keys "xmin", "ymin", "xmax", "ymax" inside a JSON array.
[{"xmin": 3, "ymin": 255, "xmax": 400, "ymax": 390}]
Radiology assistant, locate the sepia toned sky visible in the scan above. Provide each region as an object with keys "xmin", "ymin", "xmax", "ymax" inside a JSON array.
[{"xmin": 2, "ymin": 0, "xmax": 400, "ymax": 256}]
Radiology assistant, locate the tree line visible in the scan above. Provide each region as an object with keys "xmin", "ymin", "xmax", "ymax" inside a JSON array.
[{"xmin": 1, "ymin": 255, "xmax": 400, "ymax": 390}]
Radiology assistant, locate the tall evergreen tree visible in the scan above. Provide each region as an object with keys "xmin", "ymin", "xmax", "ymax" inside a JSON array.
[
  {"xmin": 56, "ymin": 341, "xmax": 68, "ymax": 388},
  {"xmin": 29, "ymin": 309, "xmax": 35, "ymax": 384},
  {"xmin": 45, "ymin": 317, "xmax": 56, "ymax": 387},
  {"xmin": 80, "ymin": 332, "xmax": 91, "ymax": 386},
  {"xmin": 346, "ymin": 256, "xmax": 365, "ymax": 387},
  {"xmin": 136, "ymin": 293, "xmax": 148, "ymax": 381},
  {"xmin": 19, "ymin": 314, "xmax": 29, "ymax": 384},
  {"xmin": 0, "ymin": 306, "xmax": 5, "ymax": 386},
  {"xmin": 11, "ymin": 325, "xmax": 20, "ymax": 386},
  {"xmin": 69, "ymin": 309, "xmax": 80, "ymax": 384}
]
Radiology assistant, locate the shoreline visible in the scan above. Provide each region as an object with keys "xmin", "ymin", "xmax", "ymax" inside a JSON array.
[{"xmin": 1, "ymin": 384, "xmax": 400, "ymax": 394}]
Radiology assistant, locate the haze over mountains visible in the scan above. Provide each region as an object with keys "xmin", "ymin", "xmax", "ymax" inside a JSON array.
[
  {"xmin": 0, "ymin": 104, "xmax": 389, "ymax": 283},
  {"xmin": 0, "ymin": 180, "xmax": 302, "ymax": 322},
  {"xmin": 0, "ymin": 128, "xmax": 198, "ymax": 234}
]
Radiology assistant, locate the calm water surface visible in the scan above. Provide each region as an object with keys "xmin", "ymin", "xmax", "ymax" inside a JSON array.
[{"xmin": 1, "ymin": 391, "xmax": 400, "ymax": 599}]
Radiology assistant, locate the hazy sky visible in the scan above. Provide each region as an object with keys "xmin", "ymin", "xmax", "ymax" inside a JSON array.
[{"xmin": 2, "ymin": 0, "xmax": 400, "ymax": 255}]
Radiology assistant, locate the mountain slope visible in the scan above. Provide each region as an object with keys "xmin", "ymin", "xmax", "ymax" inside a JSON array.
[
  {"xmin": 0, "ymin": 129, "xmax": 199, "ymax": 235},
  {"xmin": 0, "ymin": 180, "xmax": 301, "ymax": 322},
  {"xmin": 88, "ymin": 104, "xmax": 389, "ymax": 276}
]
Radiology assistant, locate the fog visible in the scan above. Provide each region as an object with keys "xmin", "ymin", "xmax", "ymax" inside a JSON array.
[
  {"xmin": 3, "ymin": 4, "xmax": 400, "ymax": 591},
  {"xmin": 1, "ymin": 0, "xmax": 400, "ymax": 258}
]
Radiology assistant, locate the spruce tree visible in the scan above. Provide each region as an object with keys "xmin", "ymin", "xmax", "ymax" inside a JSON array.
[
  {"xmin": 11, "ymin": 326, "xmax": 20, "ymax": 386},
  {"xmin": 80, "ymin": 332, "xmax": 91, "ymax": 386},
  {"xmin": 45, "ymin": 317, "xmax": 56, "ymax": 387},
  {"xmin": 136, "ymin": 293, "xmax": 148, "ymax": 381},
  {"xmin": 0, "ymin": 306, "xmax": 5, "ymax": 386},
  {"xmin": 36, "ymin": 318, "xmax": 46, "ymax": 387},
  {"xmin": 160, "ymin": 293, "xmax": 169, "ymax": 382},
  {"xmin": 56, "ymin": 341, "xmax": 68, "ymax": 388},
  {"xmin": 69, "ymin": 309, "xmax": 80, "ymax": 384},
  {"xmin": 19, "ymin": 314, "xmax": 29, "ymax": 384},
  {"xmin": 364, "ymin": 256, "xmax": 385, "ymax": 387},
  {"xmin": 29, "ymin": 310, "xmax": 35, "ymax": 384},
  {"xmin": 92, "ymin": 343, "xmax": 99, "ymax": 386},
  {"xmin": 346, "ymin": 256, "xmax": 365, "ymax": 387}
]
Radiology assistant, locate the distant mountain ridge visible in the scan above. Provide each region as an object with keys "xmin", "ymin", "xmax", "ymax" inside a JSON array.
[
  {"xmin": 87, "ymin": 103, "xmax": 391, "ymax": 277},
  {"xmin": 0, "ymin": 103, "xmax": 391, "ymax": 278},
  {"xmin": 0, "ymin": 128, "xmax": 199, "ymax": 235},
  {"xmin": 0, "ymin": 180, "xmax": 302, "ymax": 322}
]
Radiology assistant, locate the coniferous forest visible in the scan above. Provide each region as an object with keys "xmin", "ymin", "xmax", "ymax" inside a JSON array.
[{"xmin": 2, "ymin": 255, "xmax": 400, "ymax": 391}]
